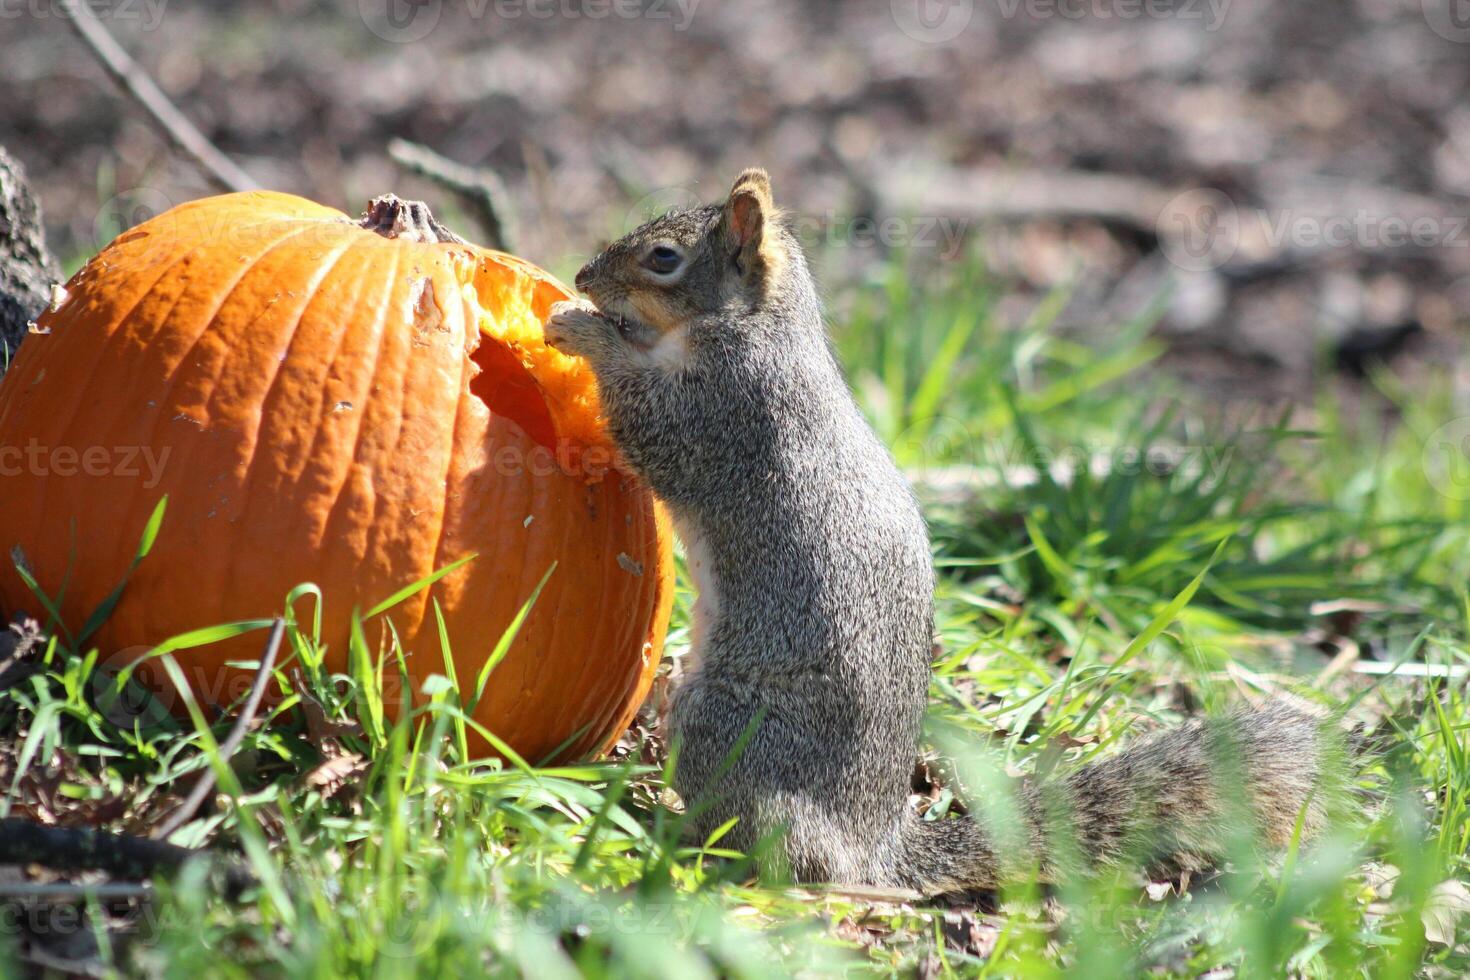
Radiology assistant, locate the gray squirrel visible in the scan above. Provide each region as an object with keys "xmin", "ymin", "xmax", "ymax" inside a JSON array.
[{"xmin": 545, "ymin": 169, "xmax": 1331, "ymax": 893}]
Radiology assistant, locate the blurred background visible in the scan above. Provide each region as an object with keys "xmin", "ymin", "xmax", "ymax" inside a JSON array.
[{"xmin": 6, "ymin": 0, "xmax": 1470, "ymax": 408}]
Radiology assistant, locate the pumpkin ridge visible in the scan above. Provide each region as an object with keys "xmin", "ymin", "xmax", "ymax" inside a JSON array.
[
  {"xmin": 425, "ymin": 288, "xmax": 483, "ymax": 665},
  {"xmin": 537, "ymin": 482, "xmax": 597, "ymax": 749},
  {"xmin": 122, "ymin": 223, "xmax": 335, "ymax": 645},
  {"xmin": 27, "ymin": 241, "xmax": 218, "ymax": 590},
  {"xmin": 534, "ymin": 472, "xmax": 584, "ymax": 736},
  {"xmin": 475, "ymin": 417, "xmax": 534, "ymax": 740},
  {"xmin": 360, "ymin": 247, "xmax": 431, "ymax": 637},
  {"xmin": 223, "ymin": 235, "xmax": 365, "ymax": 495},
  {"xmin": 25, "ymin": 235, "xmax": 204, "ymax": 461},
  {"xmin": 600, "ymin": 501, "xmax": 673, "ymax": 755},
  {"xmin": 577, "ymin": 505, "xmax": 649, "ymax": 758},
  {"xmin": 383, "ymin": 250, "xmax": 468, "ymax": 646},
  {"xmin": 321, "ymin": 242, "xmax": 406, "ymax": 609},
  {"xmin": 215, "ymin": 235, "xmax": 365, "ymax": 623},
  {"xmin": 128, "ymin": 221, "xmax": 331, "ymax": 464},
  {"xmin": 82, "ymin": 260, "xmax": 229, "ymax": 651},
  {"xmin": 596, "ymin": 506, "xmax": 657, "ymax": 753},
  {"xmin": 506, "ymin": 477, "xmax": 566, "ymax": 749},
  {"xmin": 508, "ymin": 461, "xmax": 565, "ymax": 747},
  {"xmin": 595, "ymin": 499, "xmax": 669, "ymax": 756},
  {"xmin": 549, "ymin": 484, "xmax": 638, "ymax": 754},
  {"xmin": 293, "ymin": 245, "xmax": 401, "ymax": 558},
  {"xmin": 140, "ymin": 222, "xmax": 349, "ymax": 646}
]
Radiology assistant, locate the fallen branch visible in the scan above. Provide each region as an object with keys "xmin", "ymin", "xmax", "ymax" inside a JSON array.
[
  {"xmin": 0, "ymin": 881, "xmax": 152, "ymax": 901},
  {"xmin": 867, "ymin": 162, "xmax": 1174, "ymax": 233},
  {"xmin": 0, "ymin": 818, "xmax": 255, "ymax": 898},
  {"xmin": 388, "ymin": 138, "xmax": 515, "ymax": 251},
  {"xmin": 843, "ymin": 151, "xmax": 1470, "ymax": 266},
  {"xmin": 152, "ymin": 618, "xmax": 285, "ymax": 841},
  {"xmin": 59, "ymin": 1, "xmax": 254, "ymax": 193}
]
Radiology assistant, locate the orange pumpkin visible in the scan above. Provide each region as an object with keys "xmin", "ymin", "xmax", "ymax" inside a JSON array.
[{"xmin": 0, "ymin": 191, "xmax": 674, "ymax": 762}]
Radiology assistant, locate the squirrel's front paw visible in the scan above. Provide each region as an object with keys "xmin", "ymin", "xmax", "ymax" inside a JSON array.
[{"xmin": 545, "ymin": 299, "xmax": 614, "ymax": 359}]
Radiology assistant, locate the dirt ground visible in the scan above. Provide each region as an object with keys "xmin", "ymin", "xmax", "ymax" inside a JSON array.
[{"xmin": 5, "ymin": 0, "xmax": 1469, "ymax": 398}]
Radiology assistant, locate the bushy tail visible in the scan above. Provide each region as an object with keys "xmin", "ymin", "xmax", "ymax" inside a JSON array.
[{"xmin": 900, "ymin": 704, "xmax": 1336, "ymax": 894}]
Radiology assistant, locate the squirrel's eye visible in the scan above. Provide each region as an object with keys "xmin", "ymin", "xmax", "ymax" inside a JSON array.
[{"xmin": 644, "ymin": 245, "xmax": 682, "ymax": 275}]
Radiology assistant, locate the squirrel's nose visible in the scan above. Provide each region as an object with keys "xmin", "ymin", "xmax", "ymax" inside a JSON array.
[{"xmin": 574, "ymin": 262, "xmax": 594, "ymax": 293}]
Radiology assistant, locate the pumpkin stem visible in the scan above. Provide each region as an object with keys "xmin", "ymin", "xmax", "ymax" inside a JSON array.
[{"xmin": 360, "ymin": 194, "xmax": 467, "ymax": 245}]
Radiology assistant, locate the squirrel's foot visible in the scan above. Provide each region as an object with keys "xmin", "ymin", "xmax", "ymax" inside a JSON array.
[{"xmin": 545, "ymin": 299, "xmax": 621, "ymax": 360}]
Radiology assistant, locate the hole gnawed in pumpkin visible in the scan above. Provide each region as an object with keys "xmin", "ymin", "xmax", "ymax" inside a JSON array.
[
  {"xmin": 361, "ymin": 193, "xmax": 571, "ymax": 455},
  {"xmin": 462, "ymin": 255, "xmax": 615, "ymax": 478},
  {"xmin": 362, "ymin": 194, "xmax": 612, "ymax": 476},
  {"xmin": 468, "ymin": 336, "xmax": 557, "ymax": 449}
]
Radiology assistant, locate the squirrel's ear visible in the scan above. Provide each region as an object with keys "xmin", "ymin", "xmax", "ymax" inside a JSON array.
[
  {"xmin": 729, "ymin": 168, "xmax": 772, "ymax": 202},
  {"xmin": 720, "ymin": 169, "xmax": 779, "ymax": 284}
]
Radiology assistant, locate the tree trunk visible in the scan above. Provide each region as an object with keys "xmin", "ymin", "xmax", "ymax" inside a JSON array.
[{"xmin": 0, "ymin": 146, "xmax": 60, "ymax": 376}]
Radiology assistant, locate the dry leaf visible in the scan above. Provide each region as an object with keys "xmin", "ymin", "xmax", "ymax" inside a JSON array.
[
  {"xmin": 295, "ymin": 685, "xmax": 364, "ymax": 743},
  {"xmin": 1145, "ymin": 880, "xmax": 1174, "ymax": 901},
  {"xmin": 832, "ymin": 916, "xmax": 883, "ymax": 948},
  {"xmin": 940, "ymin": 908, "xmax": 1000, "ymax": 958},
  {"xmin": 303, "ymin": 750, "xmax": 368, "ymax": 799},
  {"xmin": 1422, "ymin": 879, "xmax": 1470, "ymax": 947},
  {"xmin": 1362, "ymin": 862, "xmax": 1400, "ymax": 900}
]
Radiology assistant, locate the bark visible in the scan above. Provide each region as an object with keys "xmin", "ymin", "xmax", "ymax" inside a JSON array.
[{"xmin": 0, "ymin": 146, "xmax": 60, "ymax": 376}]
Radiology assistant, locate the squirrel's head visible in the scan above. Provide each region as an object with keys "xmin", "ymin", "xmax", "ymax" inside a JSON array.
[{"xmin": 573, "ymin": 168, "xmax": 792, "ymax": 348}]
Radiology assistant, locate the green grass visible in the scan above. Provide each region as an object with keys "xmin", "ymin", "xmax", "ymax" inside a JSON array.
[{"xmin": 2, "ymin": 251, "xmax": 1468, "ymax": 977}]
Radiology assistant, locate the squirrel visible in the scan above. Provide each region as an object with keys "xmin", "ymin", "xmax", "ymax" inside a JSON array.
[{"xmin": 544, "ymin": 169, "xmax": 1334, "ymax": 893}]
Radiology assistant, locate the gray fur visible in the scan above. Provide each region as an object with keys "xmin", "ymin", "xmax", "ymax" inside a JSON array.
[{"xmin": 545, "ymin": 172, "xmax": 1332, "ymax": 893}]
